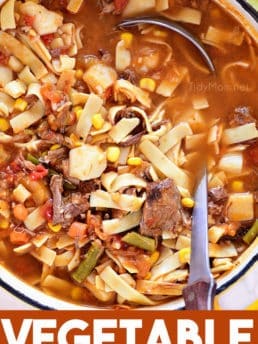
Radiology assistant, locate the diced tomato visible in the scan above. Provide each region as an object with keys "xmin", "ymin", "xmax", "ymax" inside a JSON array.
[
  {"xmin": 41, "ymin": 33, "xmax": 55, "ymax": 46},
  {"xmin": 29, "ymin": 165, "xmax": 48, "ymax": 181},
  {"xmin": 23, "ymin": 15, "xmax": 35, "ymax": 27},
  {"xmin": 114, "ymin": 0, "xmax": 129, "ymax": 13},
  {"xmin": 0, "ymin": 52, "xmax": 9, "ymax": 65},
  {"xmin": 9, "ymin": 161, "xmax": 22, "ymax": 173},
  {"xmin": 41, "ymin": 200, "xmax": 53, "ymax": 221},
  {"xmin": 68, "ymin": 222, "xmax": 87, "ymax": 239},
  {"xmin": 40, "ymin": 83, "xmax": 64, "ymax": 104},
  {"xmin": 10, "ymin": 230, "xmax": 30, "ymax": 245}
]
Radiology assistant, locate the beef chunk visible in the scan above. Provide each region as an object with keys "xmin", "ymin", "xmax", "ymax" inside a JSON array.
[
  {"xmin": 50, "ymin": 175, "xmax": 89, "ymax": 227},
  {"xmin": 50, "ymin": 175, "xmax": 64, "ymax": 225},
  {"xmin": 228, "ymin": 106, "xmax": 256, "ymax": 127},
  {"xmin": 140, "ymin": 178, "xmax": 183, "ymax": 237},
  {"xmin": 79, "ymin": 179, "xmax": 101, "ymax": 194},
  {"xmin": 37, "ymin": 122, "xmax": 64, "ymax": 145},
  {"xmin": 62, "ymin": 193, "xmax": 89, "ymax": 227},
  {"xmin": 208, "ymin": 187, "xmax": 228, "ymax": 223},
  {"xmin": 208, "ymin": 187, "xmax": 228, "ymax": 203},
  {"xmin": 118, "ymin": 69, "xmax": 137, "ymax": 84},
  {"xmin": 41, "ymin": 147, "xmax": 68, "ymax": 166}
]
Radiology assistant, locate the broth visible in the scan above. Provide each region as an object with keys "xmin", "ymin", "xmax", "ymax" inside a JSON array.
[{"xmin": 0, "ymin": 0, "xmax": 257, "ymax": 308}]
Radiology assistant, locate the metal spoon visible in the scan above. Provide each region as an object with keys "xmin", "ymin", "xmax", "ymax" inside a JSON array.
[
  {"xmin": 117, "ymin": 16, "xmax": 216, "ymax": 73},
  {"xmin": 183, "ymin": 169, "xmax": 217, "ymax": 310}
]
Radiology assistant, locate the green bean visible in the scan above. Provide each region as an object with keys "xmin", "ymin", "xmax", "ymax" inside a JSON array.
[
  {"xmin": 27, "ymin": 153, "xmax": 39, "ymax": 165},
  {"xmin": 72, "ymin": 242, "xmax": 103, "ymax": 283},
  {"xmin": 122, "ymin": 231, "xmax": 156, "ymax": 252},
  {"xmin": 243, "ymin": 220, "xmax": 258, "ymax": 245}
]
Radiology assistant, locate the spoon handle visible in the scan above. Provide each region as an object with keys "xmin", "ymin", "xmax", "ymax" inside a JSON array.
[{"xmin": 183, "ymin": 280, "xmax": 217, "ymax": 310}]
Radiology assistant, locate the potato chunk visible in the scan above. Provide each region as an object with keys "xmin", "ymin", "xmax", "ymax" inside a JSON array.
[
  {"xmin": 227, "ymin": 193, "xmax": 254, "ymax": 221},
  {"xmin": 20, "ymin": 2, "xmax": 63, "ymax": 35},
  {"xmin": 69, "ymin": 144, "xmax": 107, "ymax": 181}
]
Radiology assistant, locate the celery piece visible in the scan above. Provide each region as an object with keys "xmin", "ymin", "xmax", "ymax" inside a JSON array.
[
  {"xmin": 122, "ymin": 231, "xmax": 156, "ymax": 252},
  {"xmin": 72, "ymin": 242, "xmax": 103, "ymax": 283},
  {"xmin": 243, "ymin": 220, "xmax": 258, "ymax": 245},
  {"xmin": 27, "ymin": 153, "xmax": 39, "ymax": 165}
]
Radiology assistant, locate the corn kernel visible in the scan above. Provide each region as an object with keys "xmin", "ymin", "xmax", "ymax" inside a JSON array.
[
  {"xmin": 48, "ymin": 222, "xmax": 62, "ymax": 232},
  {"xmin": 231, "ymin": 180, "xmax": 244, "ymax": 193},
  {"xmin": 0, "ymin": 118, "xmax": 10, "ymax": 132},
  {"xmin": 14, "ymin": 98, "xmax": 28, "ymax": 112},
  {"xmin": 75, "ymin": 69, "xmax": 84, "ymax": 79},
  {"xmin": 71, "ymin": 287, "xmax": 83, "ymax": 301},
  {"xmin": 139, "ymin": 78, "xmax": 156, "ymax": 92},
  {"xmin": 0, "ymin": 218, "xmax": 9, "ymax": 230},
  {"xmin": 120, "ymin": 32, "xmax": 133, "ymax": 48},
  {"xmin": 181, "ymin": 197, "xmax": 195, "ymax": 208},
  {"xmin": 107, "ymin": 146, "xmax": 120, "ymax": 163},
  {"xmin": 127, "ymin": 157, "xmax": 142, "ymax": 166},
  {"xmin": 153, "ymin": 30, "xmax": 167, "ymax": 38},
  {"xmin": 50, "ymin": 144, "xmax": 61, "ymax": 151},
  {"xmin": 149, "ymin": 251, "xmax": 160, "ymax": 266},
  {"xmin": 73, "ymin": 106, "xmax": 83, "ymax": 120},
  {"xmin": 70, "ymin": 133, "xmax": 83, "ymax": 147},
  {"xmin": 92, "ymin": 113, "xmax": 105, "ymax": 130},
  {"xmin": 179, "ymin": 248, "xmax": 191, "ymax": 264}
]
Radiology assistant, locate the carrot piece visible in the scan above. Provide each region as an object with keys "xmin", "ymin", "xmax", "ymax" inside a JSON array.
[
  {"xmin": 10, "ymin": 230, "xmax": 30, "ymax": 245},
  {"xmin": 13, "ymin": 204, "xmax": 28, "ymax": 222},
  {"xmin": 68, "ymin": 222, "xmax": 87, "ymax": 239}
]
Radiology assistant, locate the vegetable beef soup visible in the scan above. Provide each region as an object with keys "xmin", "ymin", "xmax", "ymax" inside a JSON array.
[{"xmin": 0, "ymin": 0, "xmax": 257, "ymax": 308}]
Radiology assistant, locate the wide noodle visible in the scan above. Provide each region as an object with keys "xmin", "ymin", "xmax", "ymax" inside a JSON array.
[{"xmin": 0, "ymin": 0, "xmax": 257, "ymax": 308}]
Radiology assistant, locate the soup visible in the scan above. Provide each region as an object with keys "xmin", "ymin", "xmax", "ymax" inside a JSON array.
[{"xmin": 0, "ymin": 0, "xmax": 257, "ymax": 308}]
